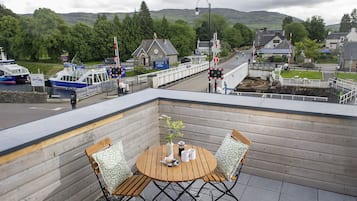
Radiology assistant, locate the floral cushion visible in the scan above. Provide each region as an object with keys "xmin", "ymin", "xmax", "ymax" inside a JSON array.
[
  {"xmin": 92, "ymin": 141, "xmax": 133, "ymax": 194},
  {"xmin": 215, "ymin": 134, "xmax": 249, "ymax": 180}
]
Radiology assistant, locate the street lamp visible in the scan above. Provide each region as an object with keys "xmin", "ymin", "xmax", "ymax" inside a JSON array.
[{"xmin": 195, "ymin": 0, "xmax": 212, "ymax": 93}]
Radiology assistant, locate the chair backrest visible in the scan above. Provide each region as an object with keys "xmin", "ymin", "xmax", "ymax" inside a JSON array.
[
  {"xmin": 85, "ymin": 138, "xmax": 112, "ymax": 175},
  {"xmin": 231, "ymin": 129, "xmax": 251, "ymax": 146}
]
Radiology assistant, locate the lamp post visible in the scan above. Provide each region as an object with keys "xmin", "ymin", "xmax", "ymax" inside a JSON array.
[{"xmin": 196, "ymin": 0, "xmax": 211, "ymax": 93}]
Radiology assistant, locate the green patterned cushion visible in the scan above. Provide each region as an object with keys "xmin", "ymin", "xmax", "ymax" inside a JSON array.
[
  {"xmin": 215, "ymin": 134, "xmax": 249, "ymax": 180},
  {"xmin": 92, "ymin": 141, "xmax": 133, "ymax": 193}
]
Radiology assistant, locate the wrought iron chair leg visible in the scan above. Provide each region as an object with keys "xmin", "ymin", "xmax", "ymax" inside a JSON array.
[{"xmin": 195, "ymin": 182, "xmax": 208, "ymax": 197}]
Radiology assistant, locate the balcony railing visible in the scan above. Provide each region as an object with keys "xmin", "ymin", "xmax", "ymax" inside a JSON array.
[{"xmin": 0, "ymin": 89, "xmax": 356, "ymax": 200}]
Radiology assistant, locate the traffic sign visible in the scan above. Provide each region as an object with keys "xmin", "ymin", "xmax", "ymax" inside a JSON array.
[{"xmin": 214, "ymin": 56, "xmax": 219, "ymax": 64}]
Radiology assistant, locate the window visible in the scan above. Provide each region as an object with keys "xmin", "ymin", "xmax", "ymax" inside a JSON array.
[{"xmin": 273, "ymin": 40, "xmax": 280, "ymax": 43}]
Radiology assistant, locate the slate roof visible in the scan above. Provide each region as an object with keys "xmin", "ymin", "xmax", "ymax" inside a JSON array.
[
  {"xmin": 254, "ymin": 29, "xmax": 285, "ymax": 47},
  {"xmin": 342, "ymin": 42, "xmax": 357, "ymax": 60},
  {"xmin": 326, "ymin": 32, "xmax": 347, "ymax": 40},
  {"xmin": 258, "ymin": 48, "xmax": 291, "ymax": 54},
  {"xmin": 132, "ymin": 39, "xmax": 178, "ymax": 57},
  {"xmin": 275, "ymin": 39, "xmax": 291, "ymax": 49}
]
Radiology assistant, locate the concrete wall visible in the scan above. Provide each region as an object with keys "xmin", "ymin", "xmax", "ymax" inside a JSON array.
[
  {"xmin": 159, "ymin": 100, "xmax": 357, "ymax": 196},
  {"xmin": 0, "ymin": 101, "xmax": 160, "ymax": 201},
  {"xmin": 0, "ymin": 91, "xmax": 47, "ymax": 103}
]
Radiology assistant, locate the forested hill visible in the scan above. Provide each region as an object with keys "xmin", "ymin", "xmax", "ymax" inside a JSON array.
[{"xmin": 56, "ymin": 8, "xmax": 301, "ymax": 30}]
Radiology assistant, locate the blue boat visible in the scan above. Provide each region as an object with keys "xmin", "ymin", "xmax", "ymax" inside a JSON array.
[{"xmin": 0, "ymin": 47, "xmax": 30, "ymax": 84}]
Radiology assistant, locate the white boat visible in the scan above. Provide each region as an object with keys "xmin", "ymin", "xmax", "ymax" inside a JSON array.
[
  {"xmin": 0, "ymin": 47, "xmax": 30, "ymax": 84},
  {"xmin": 49, "ymin": 62, "xmax": 110, "ymax": 88}
]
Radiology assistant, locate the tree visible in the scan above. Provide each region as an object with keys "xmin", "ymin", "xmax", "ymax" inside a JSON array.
[
  {"xmin": 222, "ymin": 26, "xmax": 243, "ymax": 48},
  {"xmin": 351, "ymin": 8, "xmax": 357, "ymax": 28},
  {"xmin": 340, "ymin": 14, "xmax": 352, "ymax": 32},
  {"xmin": 120, "ymin": 14, "xmax": 142, "ymax": 61},
  {"xmin": 138, "ymin": 1, "xmax": 154, "ymax": 39},
  {"xmin": 0, "ymin": 16, "xmax": 21, "ymax": 58},
  {"xmin": 295, "ymin": 38, "xmax": 320, "ymax": 62},
  {"xmin": 304, "ymin": 16, "xmax": 326, "ymax": 42},
  {"xmin": 65, "ymin": 23, "xmax": 95, "ymax": 61},
  {"xmin": 233, "ymin": 23, "xmax": 253, "ymax": 46},
  {"xmin": 168, "ymin": 20, "xmax": 196, "ymax": 57},
  {"xmin": 0, "ymin": 4, "xmax": 17, "ymax": 18},
  {"xmin": 195, "ymin": 13, "xmax": 228, "ymax": 41},
  {"xmin": 92, "ymin": 15, "xmax": 117, "ymax": 61},
  {"xmin": 282, "ymin": 16, "xmax": 293, "ymax": 29},
  {"xmin": 284, "ymin": 23, "xmax": 308, "ymax": 44}
]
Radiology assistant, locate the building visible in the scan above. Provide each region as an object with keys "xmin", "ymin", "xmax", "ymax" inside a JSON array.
[
  {"xmin": 346, "ymin": 27, "xmax": 357, "ymax": 42},
  {"xmin": 340, "ymin": 42, "xmax": 357, "ymax": 71},
  {"xmin": 257, "ymin": 39, "xmax": 293, "ymax": 59},
  {"xmin": 254, "ymin": 28, "xmax": 285, "ymax": 50},
  {"xmin": 325, "ymin": 32, "xmax": 347, "ymax": 50},
  {"xmin": 195, "ymin": 32, "xmax": 221, "ymax": 56},
  {"xmin": 132, "ymin": 35, "xmax": 178, "ymax": 67}
]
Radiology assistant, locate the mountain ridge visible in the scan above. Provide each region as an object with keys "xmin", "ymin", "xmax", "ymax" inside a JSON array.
[{"xmin": 40, "ymin": 8, "xmax": 303, "ymax": 30}]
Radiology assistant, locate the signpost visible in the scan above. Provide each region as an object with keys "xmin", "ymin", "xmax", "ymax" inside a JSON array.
[{"xmin": 30, "ymin": 74, "xmax": 45, "ymax": 92}]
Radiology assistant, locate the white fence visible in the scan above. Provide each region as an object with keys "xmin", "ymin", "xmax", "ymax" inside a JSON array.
[
  {"xmin": 329, "ymin": 78, "xmax": 357, "ymax": 104},
  {"xmin": 232, "ymin": 91, "xmax": 328, "ymax": 102},
  {"xmin": 218, "ymin": 63, "xmax": 249, "ymax": 94},
  {"xmin": 75, "ymin": 80, "xmax": 117, "ymax": 99},
  {"xmin": 279, "ymin": 77, "xmax": 330, "ymax": 88}
]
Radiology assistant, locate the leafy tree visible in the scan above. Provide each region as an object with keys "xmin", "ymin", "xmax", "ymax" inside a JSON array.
[
  {"xmin": 138, "ymin": 1, "xmax": 154, "ymax": 39},
  {"xmin": 195, "ymin": 14, "xmax": 228, "ymax": 41},
  {"xmin": 340, "ymin": 14, "xmax": 352, "ymax": 32},
  {"xmin": 66, "ymin": 23, "xmax": 95, "ymax": 61},
  {"xmin": 222, "ymin": 26, "xmax": 242, "ymax": 48},
  {"xmin": 92, "ymin": 15, "xmax": 117, "ymax": 61},
  {"xmin": 168, "ymin": 20, "xmax": 196, "ymax": 57},
  {"xmin": 304, "ymin": 16, "xmax": 326, "ymax": 42},
  {"xmin": 282, "ymin": 16, "xmax": 293, "ymax": 29},
  {"xmin": 160, "ymin": 16, "xmax": 170, "ymax": 38},
  {"xmin": 0, "ymin": 16, "xmax": 21, "ymax": 58},
  {"xmin": 233, "ymin": 23, "xmax": 253, "ymax": 46},
  {"xmin": 295, "ymin": 38, "xmax": 320, "ymax": 62},
  {"xmin": 0, "ymin": 4, "xmax": 17, "ymax": 18},
  {"xmin": 120, "ymin": 14, "xmax": 142, "ymax": 61},
  {"xmin": 284, "ymin": 22, "xmax": 308, "ymax": 44},
  {"xmin": 351, "ymin": 8, "xmax": 357, "ymax": 28}
]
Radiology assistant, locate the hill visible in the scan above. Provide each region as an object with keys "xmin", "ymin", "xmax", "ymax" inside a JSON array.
[{"xmin": 57, "ymin": 8, "xmax": 302, "ymax": 30}]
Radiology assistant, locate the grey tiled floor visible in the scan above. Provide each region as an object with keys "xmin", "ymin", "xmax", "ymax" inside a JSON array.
[{"xmin": 98, "ymin": 173, "xmax": 357, "ymax": 201}]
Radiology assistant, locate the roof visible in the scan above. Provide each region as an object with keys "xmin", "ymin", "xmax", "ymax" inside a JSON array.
[
  {"xmin": 342, "ymin": 42, "xmax": 357, "ymax": 60},
  {"xmin": 255, "ymin": 29, "xmax": 285, "ymax": 47},
  {"xmin": 132, "ymin": 39, "xmax": 178, "ymax": 57},
  {"xmin": 258, "ymin": 48, "xmax": 291, "ymax": 54},
  {"xmin": 326, "ymin": 32, "xmax": 347, "ymax": 40},
  {"xmin": 275, "ymin": 39, "xmax": 291, "ymax": 49}
]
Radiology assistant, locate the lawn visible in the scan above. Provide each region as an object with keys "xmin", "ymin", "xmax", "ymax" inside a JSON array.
[
  {"xmin": 336, "ymin": 72, "xmax": 357, "ymax": 82},
  {"xmin": 17, "ymin": 61, "xmax": 64, "ymax": 77},
  {"xmin": 280, "ymin": 70, "xmax": 323, "ymax": 80}
]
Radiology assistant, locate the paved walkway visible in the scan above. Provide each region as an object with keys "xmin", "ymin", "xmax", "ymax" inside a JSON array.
[{"xmin": 97, "ymin": 173, "xmax": 357, "ymax": 201}]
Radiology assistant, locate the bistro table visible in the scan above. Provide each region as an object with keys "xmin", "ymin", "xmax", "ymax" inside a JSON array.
[{"xmin": 136, "ymin": 144, "xmax": 217, "ymax": 200}]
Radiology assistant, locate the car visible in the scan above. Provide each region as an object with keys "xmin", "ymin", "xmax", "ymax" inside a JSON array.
[{"xmin": 180, "ymin": 57, "xmax": 191, "ymax": 63}]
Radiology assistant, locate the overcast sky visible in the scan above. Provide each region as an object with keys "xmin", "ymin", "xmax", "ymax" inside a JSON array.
[{"xmin": 0, "ymin": 0, "xmax": 355, "ymax": 25}]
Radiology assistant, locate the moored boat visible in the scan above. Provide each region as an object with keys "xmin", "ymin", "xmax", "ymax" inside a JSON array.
[
  {"xmin": 49, "ymin": 62, "xmax": 110, "ymax": 88},
  {"xmin": 0, "ymin": 47, "xmax": 30, "ymax": 84}
]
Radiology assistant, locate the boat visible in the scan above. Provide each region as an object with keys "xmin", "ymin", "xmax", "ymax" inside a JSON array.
[
  {"xmin": 49, "ymin": 62, "xmax": 110, "ymax": 88},
  {"xmin": 0, "ymin": 47, "xmax": 30, "ymax": 84}
]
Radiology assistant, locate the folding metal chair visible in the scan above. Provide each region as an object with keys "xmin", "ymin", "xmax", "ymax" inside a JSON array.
[
  {"xmin": 85, "ymin": 138, "xmax": 151, "ymax": 201},
  {"xmin": 195, "ymin": 129, "xmax": 251, "ymax": 201}
]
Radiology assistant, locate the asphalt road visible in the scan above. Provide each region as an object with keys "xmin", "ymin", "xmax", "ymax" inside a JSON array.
[{"xmin": 166, "ymin": 51, "xmax": 251, "ymax": 92}]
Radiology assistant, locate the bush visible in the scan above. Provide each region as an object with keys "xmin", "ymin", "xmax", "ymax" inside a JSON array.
[{"xmin": 301, "ymin": 63, "xmax": 315, "ymax": 68}]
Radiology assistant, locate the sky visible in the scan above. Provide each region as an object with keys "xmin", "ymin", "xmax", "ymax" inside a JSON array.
[{"xmin": 0, "ymin": 0, "xmax": 355, "ymax": 25}]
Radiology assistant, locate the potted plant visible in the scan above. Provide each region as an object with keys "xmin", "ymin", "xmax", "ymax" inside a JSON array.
[{"xmin": 159, "ymin": 114, "xmax": 185, "ymax": 158}]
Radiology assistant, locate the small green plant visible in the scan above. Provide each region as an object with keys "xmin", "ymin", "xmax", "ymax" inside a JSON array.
[{"xmin": 159, "ymin": 114, "xmax": 185, "ymax": 143}]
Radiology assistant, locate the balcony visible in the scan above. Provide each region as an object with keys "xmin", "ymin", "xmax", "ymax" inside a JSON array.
[{"xmin": 0, "ymin": 88, "xmax": 356, "ymax": 200}]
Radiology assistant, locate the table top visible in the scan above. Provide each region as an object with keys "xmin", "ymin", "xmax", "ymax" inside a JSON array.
[{"xmin": 136, "ymin": 144, "xmax": 217, "ymax": 182}]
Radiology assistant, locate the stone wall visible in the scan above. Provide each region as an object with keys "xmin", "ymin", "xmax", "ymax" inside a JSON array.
[{"xmin": 0, "ymin": 91, "xmax": 47, "ymax": 103}]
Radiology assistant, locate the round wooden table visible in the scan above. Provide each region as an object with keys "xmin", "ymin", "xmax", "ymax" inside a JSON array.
[{"xmin": 136, "ymin": 144, "xmax": 217, "ymax": 200}]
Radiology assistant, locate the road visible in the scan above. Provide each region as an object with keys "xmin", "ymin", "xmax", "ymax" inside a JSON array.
[
  {"xmin": 0, "ymin": 52, "xmax": 251, "ymax": 130},
  {"xmin": 166, "ymin": 51, "xmax": 250, "ymax": 92}
]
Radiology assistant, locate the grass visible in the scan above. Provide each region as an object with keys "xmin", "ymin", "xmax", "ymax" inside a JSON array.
[
  {"xmin": 17, "ymin": 61, "xmax": 64, "ymax": 77},
  {"xmin": 336, "ymin": 72, "xmax": 357, "ymax": 82},
  {"xmin": 280, "ymin": 70, "xmax": 323, "ymax": 80}
]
